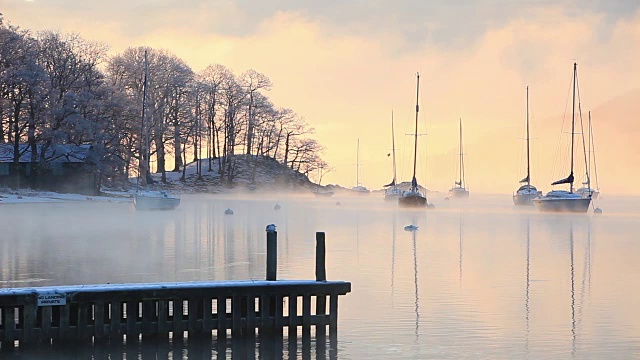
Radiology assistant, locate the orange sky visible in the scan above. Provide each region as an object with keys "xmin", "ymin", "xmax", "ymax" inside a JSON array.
[{"xmin": 4, "ymin": 1, "xmax": 640, "ymax": 195}]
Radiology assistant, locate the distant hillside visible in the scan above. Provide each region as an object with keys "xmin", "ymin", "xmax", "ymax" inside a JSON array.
[{"xmin": 138, "ymin": 155, "xmax": 316, "ymax": 193}]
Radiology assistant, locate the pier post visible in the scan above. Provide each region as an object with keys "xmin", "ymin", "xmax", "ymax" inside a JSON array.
[
  {"xmin": 266, "ymin": 224, "xmax": 277, "ymax": 281},
  {"xmin": 316, "ymin": 232, "xmax": 326, "ymax": 282}
]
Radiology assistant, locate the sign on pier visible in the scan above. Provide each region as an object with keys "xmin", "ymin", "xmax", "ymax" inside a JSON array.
[{"xmin": 36, "ymin": 292, "xmax": 66, "ymax": 306}]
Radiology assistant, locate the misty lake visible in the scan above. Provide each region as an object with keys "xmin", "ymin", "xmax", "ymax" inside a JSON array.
[{"xmin": 1, "ymin": 193, "xmax": 639, "ymax": 359}]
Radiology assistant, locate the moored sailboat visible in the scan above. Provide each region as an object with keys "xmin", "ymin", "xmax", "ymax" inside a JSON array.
[
  {"xmin": 449, "ymin": 119, "xmax": 469, "ymax": 198},
  {"xmin": 352, "ymin": 138, "xmax": 370, "ymax": 195},
  {"xmin": 513, "ymin": 86, "xmax": 542, "ymax": 205},
  {"xmin": 533, "ymin": 63, "xmax": 591, "ymax": 213},
  {"xmin": 398, "ymin": 73, "xmax": 427, "ymax": 208},
  {"xmin": 384, "ymin": 111, "xmax": 403, "ymax": 201}
]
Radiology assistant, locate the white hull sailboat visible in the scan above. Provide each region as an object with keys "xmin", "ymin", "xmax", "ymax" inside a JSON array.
[
  {"xmin": 449, "ymin": 119, "xmax": 469, "ymax": 199},
  {"xmin": 533, "ymin": 62, "xmax": 591, "ymax": 213},
  {"xmin": 398, "ymin": 73, "xmax": 427, "ymax": 208},
  {"xmin": 352, "ymin": 139, "xmax": 370, "ymax": 195},
  {"xmin": 384, "ymin": 111, "xmax": 403, "ymax": 202},
  {"xmin": 133, "ymin": 50, "xmax": 180, "ymax": 211},
  {"xmin": 513, "ymin": 86, "xmax": 542, "ymax": 205}
]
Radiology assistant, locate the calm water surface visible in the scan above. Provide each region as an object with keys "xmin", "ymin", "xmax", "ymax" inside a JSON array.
[{"xmin": 1, "ymin": 193, "xmax": 639, "ymax": 359}]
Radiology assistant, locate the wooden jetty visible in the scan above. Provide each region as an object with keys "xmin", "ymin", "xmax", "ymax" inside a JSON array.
[{"xmin": 0, "ymin": 229, "xmax": 351, "ymax": 349}]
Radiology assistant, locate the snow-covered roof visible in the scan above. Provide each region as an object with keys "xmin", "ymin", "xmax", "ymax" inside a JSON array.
[{"xmin": 0, "ymin": 144, "xmax": 91, "ymax": 163}]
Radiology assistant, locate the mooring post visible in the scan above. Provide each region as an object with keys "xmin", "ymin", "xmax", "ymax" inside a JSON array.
[
  {"xmin": 266, "ymin": 224, "xmax": 277, "ymax": 281},
  {"xmin": 316, "ymin": 232, "xmax": 326, "ymax": 282}
]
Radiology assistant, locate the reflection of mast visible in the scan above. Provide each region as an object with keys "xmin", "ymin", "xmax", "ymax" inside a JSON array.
[
  {"xmin": 570, "ymin": 223, "xmax": 576, "ymax": 357},
  {"xmin": 412, "ymin": 228, "xmax": 419, "ymax": 340},
  {"xmin": 459, "ymin": 213, "xmax": 463, "ymax": 285},
  {"xmin": 391, "ymin": 213, "xmax": 397, "ymax": 301},
  {"xmin": 525, "ymin": 217, "xmax": 531, "ymax": 353}
]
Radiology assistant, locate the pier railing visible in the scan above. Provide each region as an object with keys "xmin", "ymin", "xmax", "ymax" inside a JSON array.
[{"xmin": 0, "ymin": 229, "xmax": 351, "ymax": 349}]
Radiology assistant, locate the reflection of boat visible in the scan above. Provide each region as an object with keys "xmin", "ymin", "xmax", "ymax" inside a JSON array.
[
  {"xmin": 384, "ymin": 111, "xmax": 403, "ymax": 202},
  {"xmin": 534, "ymin": 63, "xmax": 591, "ymax": 213},
  {"xmin": 575, "ymin": 111, "xmax": 600, "ymax": 200},
  {"xmin": 449, "ymin": 119, "xmax": 469, "ymax": 198},
  {"xmin": 133, "ymin": 51, "xmax": 180, "ymax": 211},
  {"xmin": 351, "ymin": 139, "xmax": 370, "ymax": 195},
  {"xmin": 398, "ymin": 73, "xmax": 427, "ymax": 208},
  {"xmin": 514, "ymin": 87, "xmax": 542, "ymax": 206}
]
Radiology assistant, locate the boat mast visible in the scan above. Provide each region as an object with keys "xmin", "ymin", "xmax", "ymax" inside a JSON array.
[
  {"xmin": 356, "ymin": 138, "xmax": 360, "ymax": 187},
  {"xmin": 587, "ymin": 111, "xmax": 591, "ymax": 192},
  {"xmin": 570, "ymin": 62, "xmax": 576, "ymax": 193},
  {"xmin": 590, "ymin": 111, "xmax": 599, "ymax": 191},
  {"xmin": 391, "ymin": 110, "xmax": 397, "ymax": 190},
  {"xmin": 526, "ymin": 86, "xmax": 531, "ymax": 187},
  {"xmin": 459, "ymin": 118, "xmax": 465, "ymax": 188},
  {"xmin": 411, "ymin": 73, "xmax": 420, "ymax": 191}
]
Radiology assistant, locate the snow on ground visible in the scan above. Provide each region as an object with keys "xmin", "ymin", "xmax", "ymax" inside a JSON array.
[{"xmin": 0, "ymin": 188, "xmax": 132, "ymax": 205}]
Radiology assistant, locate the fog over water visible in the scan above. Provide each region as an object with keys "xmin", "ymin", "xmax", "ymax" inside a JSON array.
[{"xmin": 1, "ymin": 193, "xmax": 639, "ymax": 358}]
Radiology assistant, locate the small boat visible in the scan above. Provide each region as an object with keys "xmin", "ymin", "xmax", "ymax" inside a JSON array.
[
  {"xmin": 351, "ymin": 139, "xmax": 370, "ymax": 195},
  {"xmin": 384, "ymin": 111, "xmax": 403, "ymax": 202},
  {"xmin": 533, "ymin": 63, "xmax": 591, "ymax": 213},
  {"xmin": 274, "ymin": 203, "xmax": 281, "ymax": 210},
  {"xmin": 398, "ymin": 73, "xmax": 428, "ymax": 208},
  {"xmin": 224, "ymin": 208, "xmax": 234, "ymax": 215},
  {"xmin": 133, "ymin": 190, "xmax": 180, "ymax": 211},
  {"xmin": 513, "ymin": 87, "xmax": 542, "ymax": 205},
  {"xmin": 449, "ymin": 119, "xmax": 469, "ymax": 198},
  {"xmin": 313, "ymin": 188, "xmax": 334, "ymax": 197},
  {"xmin": 404, "ymin": 225, "xmax": 419, "ymax": 231}
]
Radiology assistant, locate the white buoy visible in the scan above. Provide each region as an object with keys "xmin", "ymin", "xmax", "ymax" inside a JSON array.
[
  {"xmin": 427, "ymin": 203, "xmax": 435, "ymax": 209},
  {"xmin": 594, "ymin": 207, "xmax": 603, "ymax": 214},
  {"xmin": 224, "ymin": 208, "xmax": 234, "ymax": 215},
  {"xmin": 274, "ymin": 203, "xmax": 281, "ymax": 210}
]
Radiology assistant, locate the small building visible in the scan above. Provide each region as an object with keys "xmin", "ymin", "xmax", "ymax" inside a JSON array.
[{"xmin": 0, "ymin": 144, "xmax": 98, "ymax": 195}]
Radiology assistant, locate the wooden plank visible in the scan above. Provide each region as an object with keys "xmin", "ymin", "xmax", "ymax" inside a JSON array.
[
  {"xmin": 216, "ymin": 297, "xmax": 227, "ymax": 337},
  {"xmin": 246, "ymin": 295, "xmax": 256, "ymax": 336},
  {"xmin": 141, "ymin": 299, "xmax": 154, "ymax": 335},
  {"xmin": 288, "ymin": 295, "xmax": 297, "ymax": 336},
  {"xmin": 157, "ymin": 299, "xmax": 168, "ymax": 334},
  {"xmin": 94, "ymin": 301, "xmax": 105, "ymax": 340},
  {"xmin": 78, "ymin": 303, "xmax": 90, "ymax": 340},
  {"xmin": 203, "ymin": 297, "xmax": 213, "ymax": 333},
  {"xmin": 302, "ymin": 295, "xmax": 311, "ymax": 335},
  {"xmin": 126, "ymin": 301, "xmax": 138, "ymax": 339},
  {"xmin": 329, "ymin": 294, "xmax": 338, "ymax": 332},
  {"xmin": 316, "ymin": 294, "xmax": 327, "ymax": 336},
  {"xmin": 110, "ymin": 301, "xmax": 121, "ymax": 338},
  {"xmin": 40, "ymin": 306, "xmax": 52, "ymax": 342},
  {"xmin": 2, "ymin": 307, "xmax": 15, "ymax": 346},
  {"xmin": 231, "ymin": 296, "xmax": 241, "ymax": 336},
  {"xmin": 22, "ymin": 304, "xmax": 36, "ymax": 345},
  {"xmin": 172, "ymin": 299, "xmax": 184, "ymax": 339},
  {"xmin": 59, "ymin": 304, "xmax": 71, "ymax": 339}
]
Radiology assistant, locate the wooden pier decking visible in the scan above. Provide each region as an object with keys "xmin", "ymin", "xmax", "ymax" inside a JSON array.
[{"xmin": 0, "ymin": 230, "xmax": 351, "ymax": 349}]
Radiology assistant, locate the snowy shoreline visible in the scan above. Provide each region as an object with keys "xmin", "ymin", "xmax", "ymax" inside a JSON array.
[{"xmin": 0, "ymin": 189, "xmax": 133, "ymax": 205}]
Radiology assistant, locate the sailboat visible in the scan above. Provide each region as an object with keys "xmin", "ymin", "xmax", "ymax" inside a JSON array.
[
  {"xmin": 575, "ymin": 111, "xmax": 600, "ymax": 199},
  {"xmin": 533, "ymin": 63, "xmax": 591, "ymax": 213},
  {"xmin": 133, "ymin": 51, "xmax": 180, "ymax": 211},
  {"xmin": 351, "ymin": 138, "xmax": 370, "ymax": 195},
  {"xmin": 449, "ymin": 119, "xmax": 469, "ymax": 198},
  {"xmin": 384, "ymin": 111, "xmax": 403, "ymax": 201},
  {"xmin": 513, "ymin": 86, "xmax": 542, "ymax": 205},
  {"xmin": 398, "ymin": 73, "xmax": 427, "ymax": 207}
]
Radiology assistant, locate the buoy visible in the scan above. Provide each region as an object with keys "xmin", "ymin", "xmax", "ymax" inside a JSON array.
[
  {"xmin": 427, "ymin": 203, "xmax": 435, "ymax": 209},
  {"xmin": 594, "ymin": 207, "xmax": 603, "ymax": 214},
  {"xmin": 224, "ymin": 208, "xmax": 234, "ymax": 215},
  {"xmin": 274, "ymin": 203, "xmax": 281, "ymax": 210},
  {"xmin": 404, "ymin": 225, "xmax": 419, "ymax": 231},
  {"xmin": 335, "ymin": 201, "xmax": 341, "ymax": 206},
  {"xmin": 444, "ymin": 197, "xmax": 450, "ymax": 201}
]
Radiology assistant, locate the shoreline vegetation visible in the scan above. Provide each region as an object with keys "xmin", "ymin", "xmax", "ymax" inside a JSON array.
[{"xmin": 0, "ymin": 18, "xmax": 331, "ymax": 198}]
